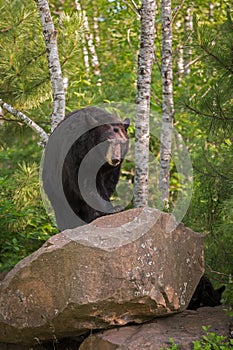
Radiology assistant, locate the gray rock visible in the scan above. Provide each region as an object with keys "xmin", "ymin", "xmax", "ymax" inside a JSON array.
[{"xmin": 0, "ymin": 207, "xmax": 204, "ymax": 345}]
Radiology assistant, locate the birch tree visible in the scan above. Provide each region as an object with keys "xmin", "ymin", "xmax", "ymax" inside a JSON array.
[
  {"xmin": 75, "ymin": 0, "xmax": 102, "ymax": 85},
  {"xmin": 0, "ymin": 99, "xmax": 48, "ymax": 146},
  {"xmin": 158, "ymin": 0, "xmax": 174, "ymax": 208},
  {"xmin": 177, "ymin": 44, "xmax": 184, "ymax": 83},
  {"xmin": 34, "ymin": 0, "xmax": 65, "ymax": 132},
  {"xmin": 184, "ymin": 6, "xmax": 193, "ymax": 76},
  {"xmin": 133, "ymin": 0, "xmax": 156, "ymax": 207},
  {"xmin": 1, "ymin": 0, "xmax": 65, "ymax": 141}
]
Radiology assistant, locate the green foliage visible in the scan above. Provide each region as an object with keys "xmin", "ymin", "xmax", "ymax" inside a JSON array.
[
  {"xmin": 0, "ymin": 150, "xmax": 57, "ymax": 271},
  {"xmin": 181, "ymin": 9, "xmax": 233, "ymax": 305},
  {"xmin": 193, "ymin": 326, "xmax": 233, "ymax": 350},
  {"xmin": 0, "ymin": 96, "xmax": 56, "ymax": 271},
  {"xmin": 0, "ymin": 0, "xmax": 85, "ymax": 120},
  {"xmin": 161, "ymin": 338, "xmax": 182, "ymax": 350},
  {"xmin": 189, "ymin": 9, "xmax": 233, "ymax": 131},
  {"xmin": 0, "ymin": 0, "xmax": 50, "ymax": 111},
  {"xmin": 161, "ymin": 327, "xmax": 233, "ymax": 350}
]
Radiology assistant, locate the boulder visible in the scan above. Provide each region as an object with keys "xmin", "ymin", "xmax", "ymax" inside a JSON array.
[
  {"xmin": 0, "ymin": 207, "xmax": 204, "ymax": 345},
  {"xmin": 0, "ymin": 306, "xmax": 231, "ymax": 350},
  {"xmin": 79, "ymin": 305, "xmax": 233, "ymax": 350}
]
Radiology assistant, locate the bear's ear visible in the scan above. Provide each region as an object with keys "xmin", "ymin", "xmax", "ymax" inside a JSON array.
[
  {"xmin": 216, "ymin": 285, "xmax": 225, "ymax": 296},
  {"xmin": 123, "ymin": 118, "xmax": 130, "ymax": 130}
]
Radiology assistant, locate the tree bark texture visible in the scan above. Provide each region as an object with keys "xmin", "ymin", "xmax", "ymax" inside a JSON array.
[
  {"xmin": 75, "ymin": 1, "xmax": 90, "ymax": 80},
  {"xmin": 35, "ymin": 0, "xmax": 65, "ymax": 132},
  {"xmin": 184, "ymin": 7, "xmax": 193, "ymax": 75},
  {"xmin": 177, "ymin": 44, "xmax": 184, "ymax": 83},
  {"xmin": 0, "ymin": 99, "xmax": 48, "ymax": 146},
  {"xmin": 93, "ymin": 7, "xmax": 100, "ymax": 47},
  {"xmin": 75, "ymin": 0, "xmax": 102, "ymax": 85},
  {"xmin": 134, "ymin": 0, "xmax": 156, "ymax": 208},
  {"xmin": 158, "ymin": 0, "xmax": 174, "ymax": 208}
]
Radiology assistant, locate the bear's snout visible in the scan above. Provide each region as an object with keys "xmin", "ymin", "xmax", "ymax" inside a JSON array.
[{"xmin": 105, "ymin": 141, "xmax": 123, "ymax": 167}]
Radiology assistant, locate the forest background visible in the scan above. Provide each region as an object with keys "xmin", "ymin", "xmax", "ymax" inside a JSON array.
[{"xmin": 0, "ymin": 0, "xmax": 232, "ymax": 305}]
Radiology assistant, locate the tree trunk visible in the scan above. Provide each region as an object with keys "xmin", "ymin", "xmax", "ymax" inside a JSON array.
[
  {"xmin": 184, "ymin": 7, "xmax": 193, "ymax": 76},
  {"xmin": 133, "ymin": 0, "xmax": 156, "ymax": 208},
  {"xmin": 35, "ymin": 0, "xmax": 65, "ymax": 132},
  {"xmin": 93, "ymin": 6, "xmax": 100, "ymax": 47},
  {"xmin": 75, "ymin": 0, "xmax": 90, "ymax": 76},
  {"xmin": 75, "ymin": 0, "xmax": 102, "ymax": 85},
  {"xmin": 177, "ymin": 44, "xmax": 184, "ymax": 84},
  {"xmin": 158, "ymin": 0, "xmax": 174, "ymax": 209},
  {"xmin": 0, "ymin": 99, "xmax": 48, "ymax": 146}
]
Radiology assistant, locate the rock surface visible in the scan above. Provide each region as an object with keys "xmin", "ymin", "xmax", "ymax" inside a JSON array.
[
  {"xmin": 0, "ymin": 207, "xmax": 204, "ymax": 345},
  {"xmin": 79, "ymin": 305, "xmax": 232, "ymax": 350},
  {"xmin": 0, "ymin": 306, "xmax": 231, "ymax": 350}
]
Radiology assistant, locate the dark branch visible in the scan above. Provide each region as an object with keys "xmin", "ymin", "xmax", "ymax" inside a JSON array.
[
  {"xmin": 184, "ymin": 102, "xmax": 233, "ymax": 121},
  {"xmin": 0, "ymin": 116, "xmax": 23, "ymax": 124}
]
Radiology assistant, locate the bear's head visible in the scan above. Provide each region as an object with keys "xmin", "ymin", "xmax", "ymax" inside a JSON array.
[
  {"xmin": 92, "ymin": 119, "xmax": 130, "ymax": 167},
  {"xmin": 187, "ymin": 275, "xmax": 225, "ymax": 310},
  {"xmin": 77, "ymin": 107, "xmax": 130, "ymax": 169}
]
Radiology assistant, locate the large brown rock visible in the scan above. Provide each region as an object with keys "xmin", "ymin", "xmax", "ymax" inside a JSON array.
[
  {"xmin": 0, "ymin": 306, "xmax": 231, "ymax": 350},
  {"xmin": 0, "ymin": 207, "xmax": 204, "ymax": 345},
  {"xmin": 79, "ymin": 306, "xmax": 232, "ymax": 350}
]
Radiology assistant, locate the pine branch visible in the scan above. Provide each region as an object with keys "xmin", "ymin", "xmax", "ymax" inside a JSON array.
[
  {"xmin": 0, "ymin": 99, "xmax": 48, "ymax": 146},
  {"xmin": 0, "ymin": 116, "xmax": 22, "ymax": 124},
  {"xmin": 184, "ymin": 102, "xmax": 233, "ymax": 121},
  {"xmin": 172, "ymin": 1, "xmax": 186, "ymax": 22},
  {"xmin": 199, "ymin": 43, "xmax": 233, "ymax": 74},
  {"xmin": 0, "ymin": 10, "xmax": 36, "ymax": 33},
  {"xmin": 34, "ymin": 0, "xmax": 65, "ymax": 132},
  {"xmin": 121, "ymin": 0, "xmax": 141, "ymax": 19},
  {"xmin": 202, "ymin": 151, "xmax": 231, "ymax": 181}
]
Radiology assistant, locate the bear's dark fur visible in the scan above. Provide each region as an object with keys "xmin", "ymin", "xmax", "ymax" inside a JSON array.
[
  {"xmin": 187, "ymin": 275, "xmax": 225, "ymax": 310},
  {"xmin": 62, "ymin": 107, "xmax": 130, "ymax": 224}
]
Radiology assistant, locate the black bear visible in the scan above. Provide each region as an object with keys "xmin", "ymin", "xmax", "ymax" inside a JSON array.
[
  {"xmin": 187, "ymin": 275, "xmax": 225, "ymax": 310},
  {"xmin": 42, "ymin": 107, "xmax": 130, "ymax": 229},
  {"xmin": 61, "ymin": 107, "xmax": 130, "ymax": 224}
]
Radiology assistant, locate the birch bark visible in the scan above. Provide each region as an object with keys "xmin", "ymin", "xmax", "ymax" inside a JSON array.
[
  {"xmin": 133, "ymin": 0, "xmax": 156, "ymax": 207},
  {"xmin": 75, "ymin": 0, "xmax": 102, "ymax": 85},
  {"xmin": 34, "ymin": 0, "xmax": 65, "ymax": 132},
  {"xmin": 0, "ymin": 99, "xmax": 48, "ymax": 146},
  {"xmin": 184, "ymin": 7, "xmax": 193, "ymax": 76},
  {"xmin": 73, "ymin": 0, "xmax": 90, "ymax": 79},
  {"xmin": 177, "ymin": 44, "xmax": 184, "ymax": 83},
  {"xmin": 93, "ymin": 7, "xmax": 100, "ymax": 47},
  {"xmin": 158, "ymin": 0, "xmax": 174, "ymax": 208}
]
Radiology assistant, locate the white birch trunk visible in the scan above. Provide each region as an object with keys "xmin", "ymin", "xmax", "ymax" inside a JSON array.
[
  {"xmin": 158, "ymin": 0, "xmax": 174, "ymax": 208},
  {"xmin": 93, "ymin": 7, "xmax": 100, "ymax": 47},
  {"xmin": 75, "ymin": 0, "xmax": 90, "ymax": 77},
  {"xmin": 35, "ymin": 0, "xmax": 65, "ymax": 132},
  {"xmin": 177, "ymin": 44, "xmax": 184, "ymax": 84},
  {"xmin": 184, "ymin": 7, "xmax": 193, "ymax": 76},
  {"xmin": 81, "ymin": 32, "xmax": 91, "ymax": 77},
  {"xmin": 75, "ymin": 0, "xmax": 102, "ymax": 85},
  {"xmin": 209, "ymin": 3, "xmax": 215, "ymax": 22},
  {"xmin": 84, "ymin": 15, "xmax": 101, "ymax": 84},
  {"xmin": 134, "ymin": 0, "xmax": 156, "ymax": 208},
  {"xmin": 0, "ymin": 99, "xmax": 48, "ymax": 146}
]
